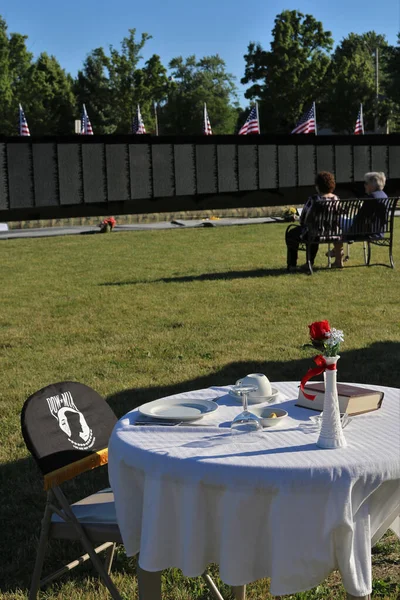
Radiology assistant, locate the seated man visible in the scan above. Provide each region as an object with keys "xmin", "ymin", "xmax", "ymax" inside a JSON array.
[{"xmin": 286, "ymin": 171, "xmax": 341, "ymax": 270}]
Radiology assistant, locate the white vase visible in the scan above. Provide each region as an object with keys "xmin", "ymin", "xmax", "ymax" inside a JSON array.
[{"xmin": 317, "ymin": 355, "xmax": 347, "ymax": 449}]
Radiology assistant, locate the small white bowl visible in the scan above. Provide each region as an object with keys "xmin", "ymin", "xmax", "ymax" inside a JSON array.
[
  {"xmin": 229, "ymin": 387, "xmax": 280, "ymax": 405},
  {"xmin": 250, "ymin": 406, "xmax": 288, "ymax": 427}
]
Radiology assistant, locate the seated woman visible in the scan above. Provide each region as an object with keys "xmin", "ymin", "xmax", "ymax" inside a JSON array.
[
  {"xmin": 286, "ymin": 171, "xmax": 342, "ymax": 271},
  {"xmin": 349, "ymin": 172, "xmax": 388, "ymax": 239}
]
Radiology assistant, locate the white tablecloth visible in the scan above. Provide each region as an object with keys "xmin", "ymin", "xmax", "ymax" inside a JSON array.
[{"xmin": 108, "ymin": 382, "xmax": 400, "ymax": 597}]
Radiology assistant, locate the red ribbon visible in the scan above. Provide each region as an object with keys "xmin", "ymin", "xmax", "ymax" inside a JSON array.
[{"xmin": 300, "ymin": 355, "xmax": 336, "ymax": 400}]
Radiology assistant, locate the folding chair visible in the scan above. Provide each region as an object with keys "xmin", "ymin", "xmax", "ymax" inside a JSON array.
[
  {"xmin": 21, "ymin": 381, "xmax": 123, "ymax": 599},
  {"xmin": 21, "ymin": 381, "xmax": 227, "ymax": 600}
]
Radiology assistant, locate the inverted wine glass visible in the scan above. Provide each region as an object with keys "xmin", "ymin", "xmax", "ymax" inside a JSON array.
[{"xmin": 230, "ymin": 384, "xmax": 263, "ymax": 441}]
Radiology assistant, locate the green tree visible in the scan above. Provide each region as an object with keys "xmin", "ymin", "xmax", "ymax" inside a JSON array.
[
  {"xmin": 384, "ymin": 35, "xmax": 400, "ymax": 132},
  {"xmin": 0, "ymin": 16, "xmax": 33, "ymax": 134},
  {"xmin": 75, "ymin": 47, "xmax": 114, "ymax": 133},
  {"xmin": 0, "ymin": 16, "xmax": 75, "ymax": 135},
  {"xmin": 242, "ymin": 10, "xmax": 333, "ymax": 133},
  {"xmin": 134, "ymin": 54, "xmax": 171, "ymax": 130},
  {"xmin": 386, "ymin": 37, "xmax": 400, "ymax": 104},
  {"xmin": 75, "ymin": 30, "xmax": 170, "ymax": 133},
  {"xmin": 159, "ymin": 55, "xmax": 239, "ymax": 134},
  {"xmin": 323, "ymin": 32, "xmax": 392, "ymax": 133},
  {"xmin": 21, "ymin": 53, "xmax": 75, "ymax": 135},
  {"xmin": 0, "ymin": 17, "xmax": 12, "ymax": 132}
]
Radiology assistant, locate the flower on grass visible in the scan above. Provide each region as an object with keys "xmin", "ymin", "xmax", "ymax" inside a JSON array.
[
  {"xmin": 283, "ymin": 206, "xmax": 299, "ymax": 221},
  {"xmin": 99, "ymin": 217, "xmax": 116, "ymax": 232}
]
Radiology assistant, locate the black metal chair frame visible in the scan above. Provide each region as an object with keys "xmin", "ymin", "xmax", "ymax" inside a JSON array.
[{"xmin": 286, "ymin": 197, "xmax": 398, "ymax": 274}]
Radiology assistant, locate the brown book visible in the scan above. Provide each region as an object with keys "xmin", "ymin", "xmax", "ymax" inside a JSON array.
[{"xmin": 296, "ymin": 383, "xmax": 384, "ymax": 415}]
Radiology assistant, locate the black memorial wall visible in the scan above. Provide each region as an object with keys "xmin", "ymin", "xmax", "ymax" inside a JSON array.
[{"xmin": 0, "ymin": 134, "xmax": 399, "ymax": 221}]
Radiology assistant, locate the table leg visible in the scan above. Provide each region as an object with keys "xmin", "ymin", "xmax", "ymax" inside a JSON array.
[
  {"xmin": 231, "ymin": 585, "xmax": 246, "ymax": 600},
  {"xmin": 346, "ymin": 595, "xmax": 371, "ymax": 600},
  {"xmin": 137, "ymin": 565, "xmax": 162, "ymax": 600}
]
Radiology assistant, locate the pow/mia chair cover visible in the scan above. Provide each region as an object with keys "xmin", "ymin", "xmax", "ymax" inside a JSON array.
[{"xmin": 22, "ymin": 381, "xmax": 117, "ymax": 489}]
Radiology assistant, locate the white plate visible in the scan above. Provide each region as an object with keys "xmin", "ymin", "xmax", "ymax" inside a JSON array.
[
  {"xmin": 138, "ymin": 397, "xmax": 219, "ymax": 421},
  {"xmin": 229, "ymin": 386, "xmax": 280, "ymax": 405}
]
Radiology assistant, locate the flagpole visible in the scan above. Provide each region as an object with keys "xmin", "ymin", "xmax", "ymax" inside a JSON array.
[
  {"xmin": 313, "ymin": 101, "xmax": 317, "ymax": 136},
  {"xmin": 154, "ymin": 102, "xmax": 159, "ymax": 136},
  {"xmin": 255, "ymin": 101, "xmax": 260, "ymax": 133},
  {"xmin": 19, "ymin": 104, "xmax": 22, "ymax": 136}
]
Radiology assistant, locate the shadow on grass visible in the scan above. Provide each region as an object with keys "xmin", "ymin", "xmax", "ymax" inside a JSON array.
[
  {"xmin": 106, "ymin": 341, "xmax": 400, "ymax": 418},
  {"xmin": 99, "ymin": 261, "xmax": 394, "ymax": 287},
  {"xmin": 99, "ymin": 267, "xmax": 289, "ymax": 286},
  {"xmin": 2, "ymin": 341, "xmax": 399, "ymax": 595}
]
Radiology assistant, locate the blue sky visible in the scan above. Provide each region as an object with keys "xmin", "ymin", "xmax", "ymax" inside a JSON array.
[{"xmin": 3, "ymin": 0, "xmax": 399, "ymax": 103}]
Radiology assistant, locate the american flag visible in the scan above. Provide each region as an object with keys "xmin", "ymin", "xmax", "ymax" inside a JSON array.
[
  {"xmin": 19, "ymin": 104, "xmax": 30, "ymax": 136},
  {"xmin": 238, "ymin": 105, "xmax": 259, "ymax": 135},
  {"xmin": 354, "ymin": 104, "xmax": 364, "ymax": 135},
  {"xmin": 291, "ymin": 104, "xmax": 316, "ymax": 134},
  {"xmin": 132, "ymin": 105, "xmax": 146, "ymax": 134},
  {"xmin": 81, "ymin": 104, "xmax": 93, "ymax": 135},
  {"xmin": 203, "ymin": 103, "xmax": 212, "ymax": 135}
]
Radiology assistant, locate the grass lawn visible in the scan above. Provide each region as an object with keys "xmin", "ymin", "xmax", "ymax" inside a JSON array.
[{"xmin": 0, "ymin": 221, "xmax": 399, "ymax": 600}]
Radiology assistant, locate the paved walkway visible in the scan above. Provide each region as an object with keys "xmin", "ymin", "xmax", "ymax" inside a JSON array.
[{"xmin": 0, "ymin": 217, "xmax": 281, "ymax": 240}]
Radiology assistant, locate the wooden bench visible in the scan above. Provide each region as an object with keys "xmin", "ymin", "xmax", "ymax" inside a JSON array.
[{"xmin": 286, "ymin": 197, "xmax": 398, "ymax": 274}]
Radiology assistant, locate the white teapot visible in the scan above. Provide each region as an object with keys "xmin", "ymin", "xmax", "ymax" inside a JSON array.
[{"xmin": 235, "ymin": 373, "xmax": 272, "ymax": 404}]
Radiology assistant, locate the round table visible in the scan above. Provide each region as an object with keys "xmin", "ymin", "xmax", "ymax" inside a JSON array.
[{"xmin": 108, "ymin": 382, "xmax": 400, "ymax": 599}]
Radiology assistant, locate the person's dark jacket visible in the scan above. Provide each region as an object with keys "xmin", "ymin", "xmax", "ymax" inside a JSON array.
[{"xmin": 350, "ymin": 190, "xmax": 388, "ymax": 239}]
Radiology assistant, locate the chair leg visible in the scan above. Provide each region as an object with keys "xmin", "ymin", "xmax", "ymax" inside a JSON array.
[
  {"xmin": 137, "ymin": 565, "xmax": 162, "ymax": 600},
  {"xmin": 104, "ymin": 542, "xmax": 116, "ymax": 575},
  {"xmin": 306, "ymin": 246, "xmax": 313, "ymax": 275},
  {"xmin": 201, "ymin": 572, "xmax": 225, "ymax": 600},
  {"xmin": 232, "ymin": 584, "xmax": 246, "ymax": 599},
  {"xmin": 29, "ymin": 494, "xmax": 53, "ymax": 600},
  {"xmin": 75, "ymin": 533, "xmax": 121, "ymax": 600},
  {"xmin": 40, "ymin": 542, "xmax": 114, "ymax": 587},
  {"xmin": 52, "ymin": 487, "xmax": 122, "ymax": 600},
  {"xmin": 363, "ymin": 241, "xmax": 371, "ymax": 266},
  {"xmin": 389, "ymin": 238, "xmax": 395, "ymax": 268},
  {"xmin": 327, "ymin": 245, "xmax": 332, "ymax": 268}
]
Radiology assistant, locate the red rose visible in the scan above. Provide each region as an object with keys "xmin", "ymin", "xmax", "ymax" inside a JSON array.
[{"xmin": 308, "ymin": 320, "xmax": 331, "ymax": 341}]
